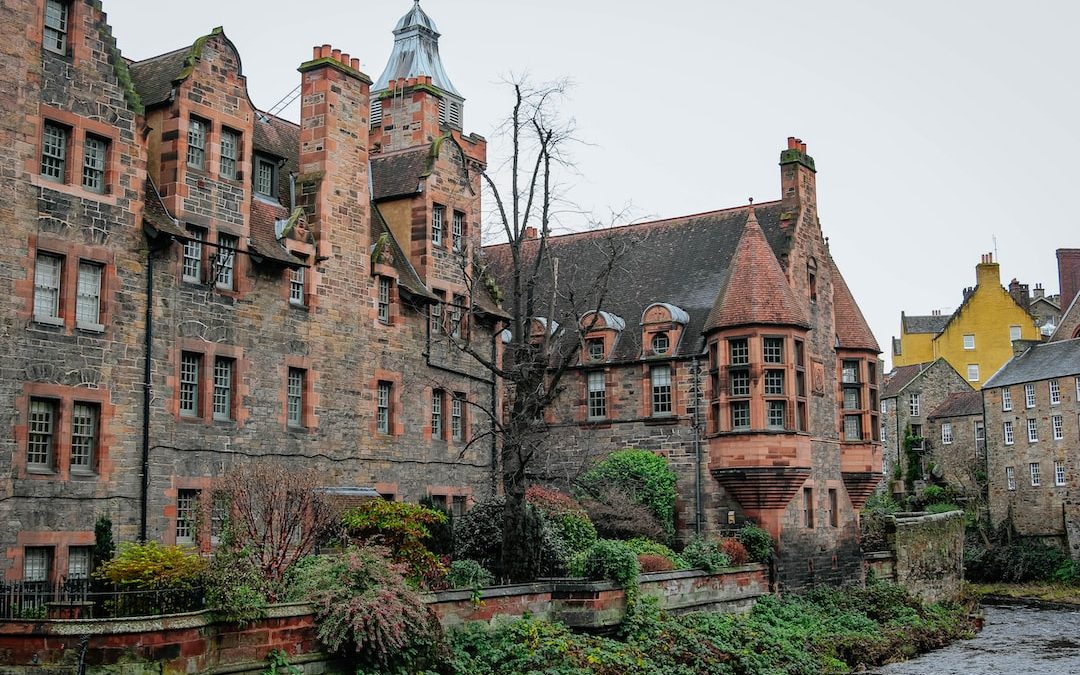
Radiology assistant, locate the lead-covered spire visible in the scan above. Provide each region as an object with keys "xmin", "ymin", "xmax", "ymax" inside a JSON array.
[{"xmin": 373, "ymin": 1, "xmax": 462, "ymax": 98}]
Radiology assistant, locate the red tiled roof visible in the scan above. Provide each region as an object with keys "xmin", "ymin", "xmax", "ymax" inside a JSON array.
[
  {"xmin": 248, "ymin": 198, "xmax": 300, "ymax": 265},
  {"xmin": 704, "ymin": 208, "xmax": 809, "ymax": 331},
  {"xmin": 830, "ymin": 256, "xmax": 880, "ymax": 351}
]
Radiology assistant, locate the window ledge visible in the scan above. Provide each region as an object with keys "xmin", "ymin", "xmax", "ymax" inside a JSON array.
[
  {"xmin": 26, "ymin": 467, "xmax": 56, "ymax": 475},
  {"xmin": 77, "ymin": 322, "xmax": 105, "ymax": 334},
  {"xmin": 70, "ymin": 469, "xmax": 98, "ymax": 479},
  {"xmin": 644, "ymin": 415, "xmax": 678, "ymax": 426},
  {"xmin": 33, "ymin": 315, "xmax": 65, "ymax": 328},
  {"xmin": 30, "ymin": 175, "xmax": 118, "ymax": 206}
]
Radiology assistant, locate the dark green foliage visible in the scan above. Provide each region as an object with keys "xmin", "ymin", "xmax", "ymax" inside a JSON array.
[
  {"xmin": 681, "ymin": 537, "xmax": 730, "ymax": 573},
  {"xmin": 859, "ymin": 493, "xmax": 899, "ymax": 552},
  {"xmin": 582, "ymin": 539, "xmax": 641, "ymax": 587},
  {"xmin": 444, "ymin": 582, "xmax": 978, "ymax": 674},
  {"xmin": 903, "ymin": 426, "xmax": 924, "ymax": 493},
  {"xmin": 526, "ymin": 485, "xmax": 598, "ymax": 553},
  {"xmin": 578, "ymin": 449, "xmax": 678, "ymax": 542},
  {"xmin": 964, "ymin": 523, "xmax": 1069, "ymax": 583},
  {"xmin": 419, "ymin": 496, "xmax": 456, "ymax": 557},
  {"xmin": 624, "ymin": 537, "xmax": 687, "ymax": 569},
  {"xmin": 454, "ymin": 496, "xmax": 568, "ymax": 580},
  {"xmin": 446, "ymin": 560, "xmax": 494, "ymax": 590},
  {"xmin": 340, "ymin": 499, "xmax": 448, "ymax": 586},
  {"xmin": 93, "ymin": 516, "xmax": 115, "ymax": 570},
  {"xmin": 926, "ymin": 502, "xmax": 962, "ymax": 514},
  {"xmin": 737, "ymin": 525, "xmax": 775, "ymax": 563},
  {"xmin": 204, "ymin": 526, "xmax": 271, "ymax": 625}
]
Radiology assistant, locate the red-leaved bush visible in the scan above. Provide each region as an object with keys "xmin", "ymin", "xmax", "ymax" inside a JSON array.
[
  {"xmin": 526, "ymin": 485, "xmax": 586, "ymax": 517},
  {"xmin": 637, "ymin": 553, "xmax": 675, "ymax": 572},
  {"xmin": 720, "ymin": 538, "xmax": 749, "ymax": 565}
]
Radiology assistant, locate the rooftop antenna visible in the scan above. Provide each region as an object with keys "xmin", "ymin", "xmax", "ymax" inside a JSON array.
[{"xmin": 992, "ymin": 234, "xmax": 998, "ymax": 262}]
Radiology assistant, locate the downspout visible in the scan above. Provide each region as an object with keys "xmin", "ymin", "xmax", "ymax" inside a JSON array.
[
  {"xmin": 692, "ymin": 356, "xmax": 703, "ymax": 535},
  {"xmin": 139, "ymin": 248, "xmax": 153, "ymax": 542},
  {"xmin": 490, "ymin": 330, "xmax": 499, "ymax": 497}
]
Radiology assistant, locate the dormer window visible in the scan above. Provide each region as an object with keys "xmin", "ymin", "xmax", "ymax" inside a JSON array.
[
  {"xmin": 651, "ymin": 332, "xmax": 669, "ymax": 355},
  {"xmin": 254, "ymin": 155, "xmax": 277, "ymax": 197}
]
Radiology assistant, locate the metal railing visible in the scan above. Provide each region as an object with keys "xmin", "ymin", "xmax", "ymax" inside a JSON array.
[{"xmin": 0, "ymin": 579, "xmax": 205, "ymax": 620}]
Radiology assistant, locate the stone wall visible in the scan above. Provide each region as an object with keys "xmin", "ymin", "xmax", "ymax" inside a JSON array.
[{"xmin": 864, "ymin": 510, "xmax": 964, "ymax": 604}]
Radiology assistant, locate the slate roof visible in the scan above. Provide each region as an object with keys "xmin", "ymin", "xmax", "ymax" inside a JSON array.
[
  {"xmin": 983, "ymin": 338, "xmax": 1080, "ymax": 388},
  {"xmin": 928, "ymin": 391, "xmax": 983, "ymax": 419},
  {"xmin": 129, "ymin": 46, "xmax": 190, "ymax": 108},
  {"xmin": 902, "ymin": 314, "xmax": 951, "ymax": 335},
  {"xmin": 704, "ymin": 207, "xmax": 809, "ymax": 331},
  {"xmin": 882, "ymin": 362, "xmax": 932, "ymax": 399},
  {"xmin": 142, "ymin": 178, "xmax": 186, "ymax": 238},
  {"xmin": 371, "ymin": 148, "xmax": 429, "ymax": 200},
  {"xmin": 830, "ymin": 256, "xmax": 880, "ymax": 351},
  {"xmin": 482, "ymin": 202, "xmax": 798, "ymax": 361}
]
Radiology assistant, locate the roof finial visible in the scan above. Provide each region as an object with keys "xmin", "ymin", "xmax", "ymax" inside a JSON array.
[{"xmin": 748, "ymin": 197, "xmax": 753, "ymax": 205}]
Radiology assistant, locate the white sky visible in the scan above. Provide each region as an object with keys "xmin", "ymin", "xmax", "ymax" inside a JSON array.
[{"xmin": 106, "ymin": 0, "xmax": 1080, "ymax": 369}]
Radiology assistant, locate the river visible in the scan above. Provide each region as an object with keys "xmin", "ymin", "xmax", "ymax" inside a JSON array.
[{"xmin": 873, "ymin": 600, "xmax": 1080, "ymax": 674}]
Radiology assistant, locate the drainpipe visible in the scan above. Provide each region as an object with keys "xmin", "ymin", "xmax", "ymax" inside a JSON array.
[
  {"xmin": 139, "ymin": 250, "xmax": 153, "ymax": 542},
  {"xmin": 692, "ymin": 356, "xmax": 703, "ymax": 535},
  {"xmin": 490, "ymin": 330, "xmax": 499, "ymax": 497}
]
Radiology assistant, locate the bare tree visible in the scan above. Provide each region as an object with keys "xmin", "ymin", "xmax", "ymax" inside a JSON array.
[{"xmin": 444, "ymin": 77, "xmax": 638, "ymax": 580}]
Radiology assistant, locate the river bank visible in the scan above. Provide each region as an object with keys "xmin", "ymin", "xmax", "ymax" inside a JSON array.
[{"xmin": 969, "ymin": 581, "xmax": 1080, "ymax": 606}]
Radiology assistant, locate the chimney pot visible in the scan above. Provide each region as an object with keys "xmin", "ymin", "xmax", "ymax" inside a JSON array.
[
  {"xmin": 340, "ymin": 52, "xmax": 350, "ymax": 65},
  {"xmin": 332, "ymin": 48, "xmax": 341, "ymax": 61},
  {"xmin": 524, "ymin": 226, "xmax": 538, "ymax": 240},
  {"xmin": 787, "ymin": 136, "xmax": 798, "ymax": 150},
  {"xmin": 313, "ymin": 46, "xmax": 321, "ymax": 59},
  {"xmin": 351, "ymin": 58, "xmax": 360, "ymax": 70}
]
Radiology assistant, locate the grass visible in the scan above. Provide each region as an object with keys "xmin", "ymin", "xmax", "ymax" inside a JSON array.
[{"xmin": 968, "ymin": 582, "xmax": 1080, "ymax": 605}]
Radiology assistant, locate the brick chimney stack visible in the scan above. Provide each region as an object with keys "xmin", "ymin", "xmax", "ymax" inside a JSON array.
[
  {"xmin": 297, "ymin": 45, "xmax": 373, "ymax": 262},
  {"xmin": 1058, "ymin": 248, "xmax": 1080, "ymax": 311},
  {"xmin": 1008, "ymin": 278, "xmax": 1030, "ymax": 309},
  {"xmin": 779, "ymin": 136, "xmax": 817, "ymax": 217},
  {"xmin": 975, "ymin": 253, "xmax": 1000, "ymax": 289}
]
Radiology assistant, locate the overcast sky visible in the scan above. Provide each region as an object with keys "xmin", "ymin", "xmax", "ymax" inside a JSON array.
[{"xmin": 106, "ymin": 0, "xmax": 1079, "ymax": 369}]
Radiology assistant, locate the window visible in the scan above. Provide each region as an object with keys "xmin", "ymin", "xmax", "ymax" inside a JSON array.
[
  {"xmin": 377, "ymin": 276, "xmax": 391, "ymax": 324},
  {"xmin": 941, "ymin": 422, "xmax": 953, "ymax": 445},
  {"xmin": 182, "ymin": 227, "xmax": 204, "ymax": 282},
  {"xmin": 763, "ymin": 337, "xmax": 784, "ymax": 364},
  {"xmin": 841, "ymin": 360, "xmax": 859, "ymax": 384},
  {"xmin": 187, "ymin": 117, "xmax": 207, "ymax": 168},
  {"xmin": 290, "ymin": 266, "xmax": 306, "ymax": 306},
  {"xmin": 431, "ymin": 389, "xmax": 444, "ymax": 438},
  {"xmin": 210, "ymin": 495, "xmax": 228, "ymax": 545},
  {"xmin": 34, "ymin": 253, "xmax": 63, "ymax": 323},
  {"xmin": 1056, "ymin": 461, "xmax": 1066, "ymax": 486},
  {"xmin": 730, "ymin": 370, "xmax": 750, "ymax": 397},
  {"xmin": 28, "ymin": 398, "xmax": 57, "ymax": 469},
  {"xmin": 430, "ymin": 291, "xmax": 444, "ymax": 335},
  {"xmin": 70, "ymin": 402, "xmax": 97, "ymax": 471},
  {"xmin": 215, "ymin": 234, "xmax": 237, "ymax": 290},
  {"xmin": 67, "ymin": 546, "xmax": 91, "ymax": 580},
  {"xmin": 974, "ymin": 420, "xmax": 985, "ymax": 457},
  {"xmin": 1053, "ymin": 415, "xmax": 1063, "ymax": 440},
  {"xmin": 967, "ymin": 364, "xmax": 980, "ymax": 382},
  {"xmin": 212, "ymin": 357, "xmax": 233, "ymax": 421},
  {"xmin": 909, "ymin": 392, "xmax": 920, "ymax": 417},
  {"xmin": 651, "ymin": 365, "xmax": 672, "ymax": 416},
  {"xmin": 1077, "ymin": 377, "xmax": 1080, "ymax": 402},
  {"xmin": 963, "ymin": 334, "xmax": 975, "ymax": 350},
  {"xmin": 828, "ymin": 489, "xmax": 839, "ymax": 528},
  {"xmin": 452, "ymin": 495, "xmax": 467, "ymax": 517},
  {"xmin": 1006, "ymin": 466, "xmax": 1016, "ymax": 491},
  {"xmin": 75, "ymin": 261, "xmax": 103, "ymax": 328},
  {"xmin": 287, "ymin": 368, "xmax": 305, "ymax": 428},
  {"xmin": 377, "ymin": 381, "xmax": 391, "ymax": 434},
  {"xmin": 176, "ymin": 490, "xmax": 198, "ymax": 544},
  {"xmin": 1030, "ymin": 462, "xmax": 1041, "ymax": 487},
  {"xmin": 1002, "ymin": 388, "xmax": 1012, "ymax": 411},
  {"xmin": 803, "ymin": 487, "xmax": 814, "ymax": 528},
  {"xmin": 23, "ymin": 547, "xmax": 51, "ymax": 585},
  {"xmin": 452, "ymin": 211, "xmax": 465, "ymax": 252},
  {"xmin": 587, "ymin": 371, "xmax": 606, "ymax": 420},
  {"xmin": 41, "ymin": 121, "xmax": 68, "ymax": 181},
  {"xmin": 729, "ymin": 338, "xmax": 749, "ymax": 365},
  {"xmin": 765, "ymin": 370, "xmax": 785, "ymax": 396},
  {"xmin": 768, "ymin": 401, "xmax": 787, "ymax": 430},
  {"xmin": 652, "ymin": 332, "xmax": 670, "ymax": 355},
  {"xmin": 731, "ymin": 401, "xmax": 750, "ymax": 430},
  {"xmin": 587, "ymin": 338, "xmax": 605, "ymax": 362},
  {"xmin": 807, "ymin": 258, "xmax": 817, "ymax": 303},
  {"xmin": 451, "ymin": 394, "xmax": 464, "ymax": 440},
  {"xmin": 1009, "ymin": 325, "xmax": 1022, "ymax": 341},
  {"xmin": 843, "ymin": 414, "xmax": 862, "ymax": 441},
  {"xmin": 880, "ymin": 422, "xmax": 887, "ymax": 444},
  {"xmin": 432, "ymin": 205, "xmax": 444, "ymax": 246},
  {"xmin": 220, "ymin": 129, "xmax": 239, "ymax": 179},
  {"xmin": 43, "ymin": 0, "xmax": 69, "ymax": 54},
  {"xmin": 1003, "ymin": 420, "xmax": 1014, "ymax": 445},
  {"xmin": 1050, "ymin": 380, "xmax": 1061, "ymax": 405},
  {"xmin": 82, "ymin": 135, "xmax": 108, "ymax": 193},
  {"xmin": 1027, "ymin": 418, "xmax": 1038, "ymax": 443},
  {"xmin": 450, "ymin": 294, "xmax": 464, "ymax": 338},
  {"xmin": 881, "ymin": 400, "xmax": 887, "ymax": 414},
  {"xmin": 843, "ymin": 387, "xmax": 860, "ymax": 410},
  {"xmin": 254, "ymin": 156, "xmax": 276, "ymax": 196},
  {"xmin": 179, "ymin": 352, "xmax": 201, "ymax": 417}
]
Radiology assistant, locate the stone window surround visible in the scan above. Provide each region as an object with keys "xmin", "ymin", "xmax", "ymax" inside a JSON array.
[
  {"xmin": 583, "ymin": 369, "xmax": 609, "ymax": 423},
  {"xmin": 172, "ymin": 341, "xmax": 248, "ymax": 427},
  {"xmin": 175, "ymin": 223, "xmax": 249, "ymax": 297},
  {"xmin": 428, "ymin": 387, "xmax": 446, "ymax": 442},
  {"xmin": 31, "ymin": 107, "xmax": 121, "ymax": 205},
  {"xmin": 837, "ymin": 350, "xmax": 879, "ymax": 443},
  {"xmin": 279, "ymin": 356, "xmax": 317, "ymax": 431},
  {"xmin": 24, "ymin": 234, "xmax": 115, "ymax": 335},
  {"xmin": 42, "ymin": 0, "xmax": 72, "ymax": 57},
  {"xmin": 164, "ymin": 477, "xmax": 217, "ymax": 552},
  {"xmin": 14, "ymin": 382, "xmax": 113, "ymax": 482},
  {"xmin": 6, "ymin": 530, "xmax": 94, "ymax": 583},
  {"xmin": 425, "ymin": 486, "xmax": 473, "ymax": 515},
  {"xmin": 283, "ymin": 239, "xmax": 316, "ymax": 310},
  {"xmin": 370, "ymin": 369, "xmax": 403, "ymax": 437}
]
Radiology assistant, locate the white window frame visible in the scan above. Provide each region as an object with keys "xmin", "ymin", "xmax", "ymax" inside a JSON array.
[
  {"xmin": 176, "ymin": 490, "xmax": 198, "ymax": 545},
  {"xmin": 974, "ymin": 420, "xmax": 985, "ymax": 457},
  {"xmin": 377, "ymin": 276, "xmax": 391, "ymax": 324},
  {"xmin": 34, "ymin": 252, "xmax": 63, "ymax": 324},
  {"xmin": 650, "ymin": 365, "xmax": 672, "ymax": 416},
  {"xmin": 70, "ymin": 402, "xmax": 97, "ymax": 472},
  {"xmin": 941, "ymin": 422, "xmax": 953, "ymax": 445},
  {"xmin": 1006, "ymin": 466, "xmax": 1016, "ymax": 491},
  {"xmin": 1052, "ymin": 414, "xmax": 1063, "ymax": 440},
  {"xmin": 652, "ymin": 332, "xmax": 670, "ymax": 356},
  {"xmin": 82, "ymin": 135, "xmax": 107, "ymax": 193},
  {"xmin": 187, "ymin": 117, "xmax": 206, "ymax": 169},
  {"xmin": 1050, "ymin": 379, "xmax": 1061, "ymax": 405},
  {"xmin": 67, "ymin": 546, "xmax": 91, "ymax": 580},
  {"xmin": 452, "ymin": 211, "xmax": 465, "ymax": 252},
  {"xmin": 179, "ymin": 352, "xmax": 201, "ymax": 417},
  {"xmin": 431, "ymin": 389, "xmax": 444, "ymax": 438},
  {"xmin": 27, "ymin": 398, "xmax": 56, "ymax": 469},
  {"xmin": 1009, "ymin": 325, "xmax": 1022, "ymax": 341},
  {"xmin": 1027, "ymin": 418, "xmax": 1038, "ymax": 443},
  {"xmin": 909, "ymin": 392, "xmax": 920, "ymax": 417},
  {"xmin": 286, "ymin": 368, "xmax": 304, "ymax": 428},
  {"xmin": 1003, "ymin": 420, "xmax": 1014, "ymax": 445},
  {"xmin": 290, "ymin": 266, "xmax": 306, "ymax": 306},
  {"xmin": 43, "ymin": 0, "xmax": 69, "ymax": 54},
  {"xmin": 1002, "ymin": 388, "xmax": 1012, "ymax": 412},
  {"xmin": 219, "ymin": 128, "xmax": 238, "ymax": 180},
  {"xmin": 213, "ymin": 357, "xmax": 233, "ymax": 421},
  {"xmin": 967, "ymin": 364, "xmax": 980, "ymax": 382},
  {"xmin": 431, "ymin": 205, "xmax": 444, "ymax": 246},
  {"xmin": 1025, "ymin": 383, "xmax": 1036, "ymax": 408},
  {"xmin": 1055, "ymin": 461, "xmax": 1066, "ymax": 487},
  {"xmin": 75, "ymin": 261, "xmax": 103, "ymax": 330},
  {"xmin": 962, "ymin": 334, "xmax": 975, "ymax": 350},
  {"xmin": 451, "ymin": 395, "xmax": 463, "ymax": 441},
  {"xmin": 215, "ymin": 234, "xmax": 237, "ymax": 290},
  {"xmin": 23, "ymin": 547, "xmax": 51, "ymax": 584},
  {"xmin": 1030, "ymin": 462, "xmax": 1041, "ymax": 487},
  {"xmin": 377, "ymin": 382, "xmax": 391, "ymax": 434},
  {"xmin": 41, "ymin": 121, "xmax": 67, "ymax": 180},
  {"xmin": 183, "ymin": 227, "xmax": 204, "ymax": 283},
  {"xmin": 587, "ymin": 370, "xmax": 606, "ymax": 420}
]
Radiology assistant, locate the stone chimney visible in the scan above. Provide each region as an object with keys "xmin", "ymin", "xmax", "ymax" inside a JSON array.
[
  {"xmin": 1033, "ymin": 283, "xmax": 1045, "ymax": 301},
  {"xmin": 1008, "ymin": 278, "xmax": 1030, "ymax": 309},
  {"xmin": 975, "ymin": 253, "xmax": 1000, "ymax": 289},
  {"xmin": 779, "ymin": 137, "xmax": 817, "ymax": 218},
  {"xmin": 1058, "ymin": 249, "xmax": 1080, "ymax": 311}
]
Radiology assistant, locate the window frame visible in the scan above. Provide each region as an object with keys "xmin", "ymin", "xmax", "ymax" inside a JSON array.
[
  {"xmin": 803, "ymin": 487, "xmax": 814, "ymax": 528},
  {"xmin": 69, "ymin": 401, "xmax": 98, "ymax": 473},
  {"xmin": 451, "ymin": 394, "xmax": 464, "ymax": 441},
  {"xmin": 1006, "ymin": 466, "xmax": 1016, "ymax": 491},
  {"xmin": 81, "ymin": 134, "xmax": 108, "ymax": 193},
  {"xmin": 1003, "ymin": 420, "xmax": 1014, "ymax": 445},
  {"xmin": 254, "ymin": 154, "xmax": 277, "ymax": 197},
  {"xmin": 431, "ymin": 204, "xmax": 445, "ymax": 246},
  {"xmin": 377, "ymin": 381, "xmax": 391, "ymax": 435},
  {"xmin": 214, "ymin": 234, "xmax": 238, "ymax": 291},
  {"xmin": 763, "ymin": 337, "xmax": 785, "ymax": 364},
  {"xmin": 377, "ymin": 276, "xmax": 392, "ymax": 324},
  {"xmin": 652, "ymin": 332, "xmax": 670, "ymax": 356},
  {"xmin": 452, "ymin": 210, "xmax": 465, "ymax": 252},
  {"xmin": 941, "ymin": 422, "xmax": 953, "ymax": 445},
  {"xmin": 286, "ymin": 367, "xmax": 305, "ymax": 429},
  {"xmin": 27, "ymin": 397, "xmax": 58, "ymax": 471},
  {"xmin": 431, "ymin": 389, "xmax": 444, "ymax": 439},
  {"xmin": 1055, "ymin": 461, "xmax": 1066, "ymax": 487},
  {"xmin": 909, "ymin": 392, "xmax": 920, "ymax": 417},
  {"xmin": 175, "ymin": 489, "xmax": 198, "ymax": 545},
  {"xmin": 41, "ymin": 120, "xmax": 69, "ymax": 182},
  {"xmin": 289, "ymin": 265, "xmax": 306, "ymax": 306},
  {"xmin": 650, "ymin": 364, "xmax": 673, "ymax": 417},
  {"xmin": 1049, "ymin": 379, "xmax": 1061, "ymax": 405},
  {"xmin": 1024, "ymin": 383, "xmax": 1036, "ymax": 408},
  {"xmin": 23, "ymin": 547, "xmax": 52, "ymax": 585},
  {"xmin": 1002, "ymin": 388, "xmax": 1012, "ymax": 412},
  {"xmin": 179, "ymin": 352, "xmax": 202, "ymax": 418},
  {"xmin": 33, "ymin": 252, "xmax": 64, "ymax": 325},
  {"xmin": 1052, "ymin": 414, "xmax": 1063, "ymax": 440},
  {"xmin": 67, "ymin": 545, "xmax": 92, "ymax": 581},
  {"xmin": 586, "ymin": 338, "xmax": 605, "ymax": 362},
  {"xmin": 219, "ymin": 128, "xmax": 239, "ymax": 180},
  {"xmin": 212, "ymin": 356, "xmax": 234, "ymax": 422},
  {"xmin": 962, "ymin": 334, "xmax": 975, "ymax": 350},
  {"xmin": 1030, "ymin": 462, "xmax": 1041, "ymax": 487},
  {"xmin": 1027, "ymin": 417, "xmax": 1038, "ymax": 443},
  {"xmin": 75, "ymin": 260, "xmax": 104, "ymax": 330},
  {"xmin": 967, "ymin": 364, "xmax": 980, "ymax": 382},
  {"xmin": 43, "ymin": 0, "xmax": 70, "ymax": 55},
  {"xmin": 730, "ymin": 400, "xmax": 750, "ymax": 431},
  {"xmin": 587, "ymin": 370, "xmax": 607, "ymax": 420}
]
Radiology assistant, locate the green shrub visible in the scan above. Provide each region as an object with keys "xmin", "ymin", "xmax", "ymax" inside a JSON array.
[
  {"xmin": 95, "ymin": 541, "xmax": 205, "ymax": 589},
  {"xmin": 453, "ymin": 496, "xmax": 569, "ymax": 579},
  {"xmin": 578, "ymin": 449, "xmax": 677, "ymax": 542},
  {"xmin": 204, "ymin": 526, "xmax": 272, "ymax": 625},
  {"xmin": 681, "ymin": 537, "xmax": 730, "ymax": 573},
  {"xmin": 341, "ymin": 499, "xmax": 448, "ymax": 586},
  {"xmin": 624, "ymin": 537, "xmax": 687, "ymax": 569},
  {"xmin": 926, "ymin": 502, "xmax": 962, "ymax": 514},
  {"xmin": 418, "ymin": 495, "xmax": 455, "ymax": 557},
  {"xmin": 446, "ymin": 559, "xmax": 494, "ymax": 590},
  {"xmin": 964, "ymin": 523, "xmax": 1069, "ymax": 583},
  {"xmin": 582, "ymin": 539, "xmax": 641, "ymax": 606},
  {"xmin": 526, "ymin": 485, "xmax": 598, "ymax": 553},
  {"xmin": 737, "ymin": 525, "xmax": 775, "ymax": 563},
  {"xmin": 1053, "ymin": 559, "xmax": 1079, "ymax": 585},
  {"xmin": 284, "ymin": 546, "xmax": 443, "ymax": 672},
  {"xmin": 93, "ymin": 516, "xmax": 115, "ymax": 571}
]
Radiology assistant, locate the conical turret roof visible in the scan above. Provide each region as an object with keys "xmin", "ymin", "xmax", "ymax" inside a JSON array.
[
  {"xmin": 829, "ymin": 256, "xmax": 880, "ymax": 351},
  {"xmin": 704, "ymin": 206, "xmax": 810, "ymax": 331},
  {"xmin": 373, "ymin": 1, "xmax": 462, "ymax": 97}
]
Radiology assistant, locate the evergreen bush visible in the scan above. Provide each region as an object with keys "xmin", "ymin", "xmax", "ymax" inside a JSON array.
[
  {"xmin": 578, "ymin": 449, "xmax": 677, "ymax": 542},
  {"xmin": 737, "ymin": 525, "xmax": 775, "ymax": 564}
]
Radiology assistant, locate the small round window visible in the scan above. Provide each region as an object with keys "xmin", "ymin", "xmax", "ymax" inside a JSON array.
[{"xmin": 652, "ymin": 332, "xmax": 670, "ymax": 355}]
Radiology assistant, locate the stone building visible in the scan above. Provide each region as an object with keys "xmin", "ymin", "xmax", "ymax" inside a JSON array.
[
  {"xmin": 983, "ymin": 339, "xmax": 1080, "ymax": 559},
  {"xmin": 880, "ymin": 359, "xmax": 973, "ymax": 495},
  {"xmin": 0, "ymin": 0, "xmax": 504, "ymax": 581},
  {"xmin": 484, "ymin": 138, "xmax": 884, "ymax": 590},
  {"xmin": 891, "ymin": 254, "xmax": 1042, "ymax": 388},
  {"xmin": 925, "ymin": 391, "xmax": 984, "ymax": 497},
  {"xmin": 1052, "ymin": 248, "xmax": 1080, "ymax": 341}
]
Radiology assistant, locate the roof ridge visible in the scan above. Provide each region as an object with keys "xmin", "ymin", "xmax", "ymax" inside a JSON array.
[
  {"xmin": 255, "ymin": 110, "xmax": 300, "ymax": 128},
  {"xmin": 130, "ymin": 44, "xmax": 190, "ymax": 66}
]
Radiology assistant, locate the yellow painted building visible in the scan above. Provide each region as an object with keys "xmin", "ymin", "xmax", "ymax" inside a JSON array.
[{"xmin": 892, "ymin": 254, "xmax": 1041, "ymax": 387}]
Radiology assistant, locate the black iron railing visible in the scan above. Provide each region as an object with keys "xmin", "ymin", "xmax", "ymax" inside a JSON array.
[{"xmin": 0, "ymin": 579, "xmax": 205, "ymax": 620}]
